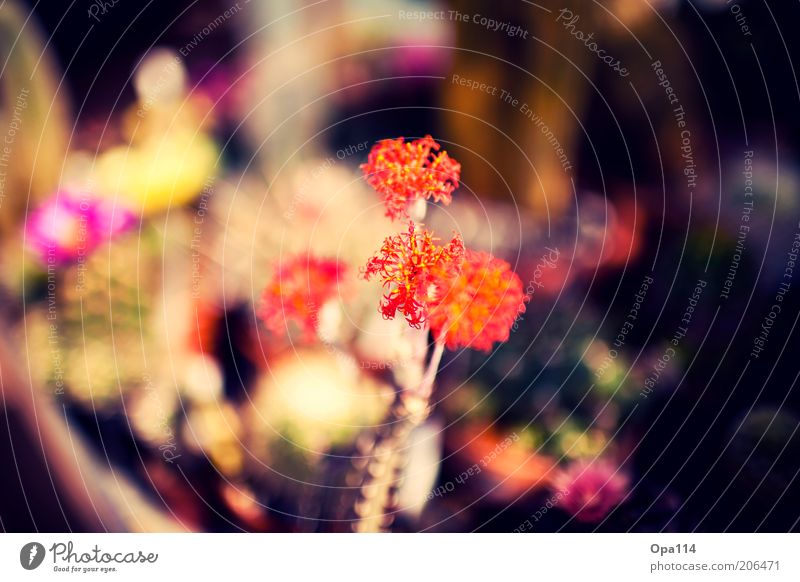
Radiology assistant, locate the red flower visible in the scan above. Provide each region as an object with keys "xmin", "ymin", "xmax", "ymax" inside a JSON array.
[
  {"xmin": 258, "ymin": 255, "xmax": 346, "ymax": 341},
  {"xmin": 361, "ymin": 135, "xmax": 461, "ymax": 220},
  {"xmin": 362, "ymin": 222, "xmax": 464, "ymax": 328},
  {"xmin": 427, "ymin": 249, "xmax": 527, "ymax": 351}
]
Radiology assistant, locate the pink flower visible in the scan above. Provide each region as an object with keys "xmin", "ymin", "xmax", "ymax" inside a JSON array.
[
  {"xmin": 551, "ymin": 459, "xmax": 630, "ymax": 523},
  {"xmin": 25, "ymin": 192, "xmax": 135, "ymax": 264}
]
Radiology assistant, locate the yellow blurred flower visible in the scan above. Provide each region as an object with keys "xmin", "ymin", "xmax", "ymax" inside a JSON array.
[
  {"xmin": 93, "ymin": 130, "xmax": 218, "ymax": 215},
  {"xmin": 558, "ymin": 428, "xmax": 607, "ymax": 460}
]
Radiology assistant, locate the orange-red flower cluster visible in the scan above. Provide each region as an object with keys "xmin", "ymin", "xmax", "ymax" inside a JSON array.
[
  {"xmin": 362, "ymin": 222, "xmax": 464, "ymax": 328},
  {"xmin": 427, "ymin": 249, "xmax": 528, "ymax": 351},
  {"xmin": 361, "ymin": 135, "xmax": 461, "ymax": 220},
  {"xmin": 259, "ymin": 132, "xmax": 528, "ymax": 354},
  {"xmin": 258, "ymin": 255, "xmax": 346, "ymax": 341},
  {"xmin": 359, "ymin": 133, "xmax": 526, "ymax": 351},
  {"xmin": 362, "ymin": 224, "xmax": 527, "ymax": 351}
]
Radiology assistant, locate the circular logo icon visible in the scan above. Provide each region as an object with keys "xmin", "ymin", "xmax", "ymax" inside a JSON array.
[{"xmin": 20, "ymin": 542, "xmax": 46, "ymax": 570}]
